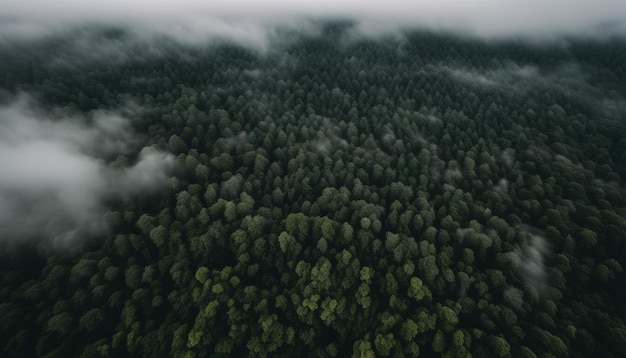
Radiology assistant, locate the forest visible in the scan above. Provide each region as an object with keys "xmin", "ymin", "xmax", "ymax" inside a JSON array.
[{"xmin": 1, "ymin": 22, "xmax": 625, "ymax": 357}]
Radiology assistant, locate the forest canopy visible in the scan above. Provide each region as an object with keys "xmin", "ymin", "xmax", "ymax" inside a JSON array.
[{"xmin": 0, "ymin": 21, "xmax": 625, "ymax": 357}]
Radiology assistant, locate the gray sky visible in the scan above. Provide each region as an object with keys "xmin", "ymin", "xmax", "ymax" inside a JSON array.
[{"xmin": 1, "ymin": 0, "xmax": 626, "ymax": 41}]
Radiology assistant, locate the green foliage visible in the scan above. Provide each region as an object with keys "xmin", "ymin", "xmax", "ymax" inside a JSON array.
[
  {"xmin": 408, "ymin": 277, "xmax": 430, "ymax": 302},
  {"xmin": 1, "ymin": 24, "xmax": 625, "ymax": 358},
  {"xmin": 374, "ymin": 333, "xmax": 396, "ymax": 357},
  {"xmin": 168, "ymin": 134, "xmax": 188, "ymax": 154},
  {"xmin": 432, "ymin": 330, "xmax": 446, "ymax": 353},
  {"xmin": 488, "ymin": 335, "xmax": 511, "ymax": 357},
  {"xmin": 47, "ymin": 313, "xmax": 74, "ymax": 335},
  {"xmin": 400, "ymin": 319, "xmax": 419, "ymax": 341},
  {"xmin": 353, "ymin": 340, "xmax": 375, "ymax": 358},
  {"xmin": 149, "ymin": 225, "xmax": 167, "ymax": 247},
  {"xmin": 79, "ymin": 309, "xmax": 105, "ymax": 332}
]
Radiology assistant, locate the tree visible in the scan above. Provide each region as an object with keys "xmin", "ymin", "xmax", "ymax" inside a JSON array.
[
  {"xmin": 374, "ymin": 333, "xmax": 396, "ymax": 357},
  {"xmin": 237, "ymin": 192, "xmax": 255, "ymax": 217},
  {"xmin": 408, "ymin": 277, "xmax": 430, "ymax": 302},
  {"xmin": 149, "ymin": 225, "xmax": 167, "ymax": 247},
  {"xmin": 254, "ymin": 153, "xmax": 270, "ymax": 175},
  {"xmin": 195, "ymin": 163, "xmax": 209, "ymax": 183},
  {"xmin": 437, "ymin": 305, "xmax": 459, "ymax": 333},
  {"xmin": 353, "ymin": 340, "xmax": 375, "ymax": 358},
  {"xmin": 3, "ymin": 27, "xmax": 626, "ymax": 358},
  {"xmin": 47, "ymin": 313, "xmax": 74, "ymax": 335},
  {"xmin": 79, "ymin": 309, "xmax": 105, "ymax": 332},
  {"xmin": 168, "ymin": 134, "xmax": 188, "ymax": 154},
  {"xmin": 432, "ymin": 330, "xmax": 445, "ymax": 353},
  {"xmin": 488, "ymin": 335, "xmax": 510, "ymax": 357},
  {"xmin": 418, "ymin": 255, "xmax": 439, "ymax": 285},
  {"xmin": 221, "ymin": 175, "xmax": 243, "ymax": 200},
  {"xmin": 125, "ymin": 265, "xmax": 143, "ymax": 290},
  {"xmin": 224, "ymin": 201, "xmax": 237, "ymax": 222},
  {"xmin": 400, "ymin": 319, "xmax": 419, "ymax": 341},
  {"xmin": 136, "ymin": 214, "xmax": 156, "ymax": 235}
]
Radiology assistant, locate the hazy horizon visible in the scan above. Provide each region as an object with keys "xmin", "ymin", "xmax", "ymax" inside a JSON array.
[{"xmin": 2, "ymin": 0, "xmax": 626, "ymax": 43}]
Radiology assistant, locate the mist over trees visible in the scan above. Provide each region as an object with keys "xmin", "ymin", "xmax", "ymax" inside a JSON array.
[
  {"xmin": 3, "ymin": 0, "xmax": 626, "ymax": 40},
  {"xmin": 0, "ymin": 22, "xmax": 625, "ymax": 357}
]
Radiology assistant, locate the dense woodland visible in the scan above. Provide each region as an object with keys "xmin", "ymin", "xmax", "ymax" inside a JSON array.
[{"xmin": 1, "ymin": 23, "xmax": 626, "ymax": 357}]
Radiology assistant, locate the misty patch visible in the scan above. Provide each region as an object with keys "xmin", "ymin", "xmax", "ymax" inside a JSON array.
[
  {"xmin": 405, "ymin": 126, "xmax": 439, "ymax": 154},
  {"xmin": 243, "ymin": 69, "xmax": 262, "ymax": 78},
  {"xmin": 45, "ymin": 28, "xmax": 156, "ymax": 69},
  {"xmin": 508, "ymin": 226, "xmax": 552, "ymax": 295},
  {"xmin": 381, "ymin": 131, "xmax": 396, "ymax": 148},
  {"xmin": 444, "ymin": 168, "xmax": 463, "ymax": 183},
  {"xmin": 380, "ymin": 127, "xmax": 405, "ymax": 154},
  {"xmin": 520, "ymin": 234, "xmax": 550, "ymax": 293},
  {"xmin": 443, "ymin": 62, "xmax": 530, "ymax": 91},
  {"xmin": 600, "ymin": 98, "xmax": 626, "ymax": 120},
  {"xmin": 455, "ymin": 225, "xmax": 494, "ymax": 250},
  {"xmin": 0, "ymin": 27, "xmax": 168, "ymax": 74},
  {"xmin": 593, "ymin": 179, "xmax": 625, "ymax": 202},
  {"xmin": 446, "ymin": 62, "xmax": 626, "ymax": 121},
  {"xmin": 496, "ymin": 148, "xmax": 515, "ymax": 169},
  {"xmin": 525, "ymin": 145, "xmax": 553, "ymax": 163},
  {"xmin": 442, "ymin": 159, "xmax": 463, "ymax": 184},
  {"xmin": 446, "ymin": 63, "xmax": 539, "ymax": 89},
  {"xmin": 455, "ymin": 228, "xmax": 469, "ymax": 242},
  {"xmin": 554, "ymin": 154, "xmax": 576, "ymax": 167},
  {"xmin": 529, "ymin": 144, "xmax": 585, "ymax": 171},
  {"xmin": 225, "ymin": 131, "xmax": 249, "ymax": 147},
  {"xmin": 495, "ymin": 178, "xmax": 509, "ymax": 194},
  {"xmin": 0, "ymin": 95, "xmax": 175, "ymax": 250},
  {"xmin": 308, "ymin": 117, "xmax": 348, "ymax": 153}
]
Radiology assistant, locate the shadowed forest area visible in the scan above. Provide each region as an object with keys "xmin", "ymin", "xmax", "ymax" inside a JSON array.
[{"xmin": 1, "ymin": 24, "xmax": 626, "ymax": 357}]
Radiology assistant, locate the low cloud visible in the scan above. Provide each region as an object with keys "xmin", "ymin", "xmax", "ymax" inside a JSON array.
[
  {"xmin": 0, "ymin": 95, "xmax": 176, "ymax": 249},
  {"xmin": 446, "ymin": 63, "xmax": 626, "ymax": 122},
  {"xmin": 309, "ymin": 116, "xmax": 348, "ymax": 153},
  {"xmin": 446, "ymin": 63, "xmax": 595, "ymax": 96},
  {"xmin": 1, "ymin": 0, "xmax": 626, "ymax": 44}
]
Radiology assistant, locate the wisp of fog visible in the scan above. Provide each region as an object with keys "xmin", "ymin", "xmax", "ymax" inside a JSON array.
[
  {"xmin": 0, "ymin": 95, "xmax": 176, "ymax": 249},
  {"xmin": 1, "ymin": 0, "xmax": 626, "ymax": 43}
]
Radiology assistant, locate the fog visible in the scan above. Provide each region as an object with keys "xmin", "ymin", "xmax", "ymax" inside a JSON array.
[
  {"xmin": 446, "ymin": 61, "xmax": 626, "ymax": 123},
  {"xmin": 2, "ymin": 0, "xmax": 626, "ymax": 43},
  {"xmin": 507, "ymin": 226, "xmax": 552, "ymax": 296},
  {"xmin": 310, "ymin": 117, "xmax": 348, "ymax": 152},
  {"xmin": 446, "ymin": 63, "xmax": 597, "ymax": 99},
  {"xmin": 519, "ymin": 233, "xmax": 550, "ymax": 294},
  {"xmin": 0, "ymin": 95, "xmax": 176, "ymax": 249}
]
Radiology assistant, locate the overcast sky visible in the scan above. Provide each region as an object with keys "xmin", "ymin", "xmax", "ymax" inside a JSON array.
[{"xmin": 2, "ymin": 0, "xmax": 626, "ymax": 41}]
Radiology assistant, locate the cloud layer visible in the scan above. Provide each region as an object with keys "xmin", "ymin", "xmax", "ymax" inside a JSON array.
[
  {"xmin": 1, "ymin": 0, "xmax": 626, "ymax": 43},
  {"xmin": 0, "ymin": 95, "xmax": 176, "ymax": 249}
]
